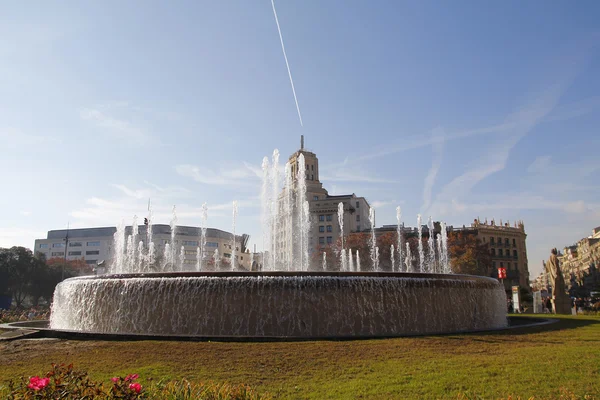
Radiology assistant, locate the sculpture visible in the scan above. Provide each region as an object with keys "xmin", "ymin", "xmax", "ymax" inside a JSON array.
[{"xmin": 546, "ymin": 248, "xmax": 572, "ymax": 314}]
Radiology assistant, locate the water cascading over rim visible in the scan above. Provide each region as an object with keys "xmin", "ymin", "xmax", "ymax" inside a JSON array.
[{"xmin": 50, "ymin": 272, "xmax": 508, "ymax": 338}]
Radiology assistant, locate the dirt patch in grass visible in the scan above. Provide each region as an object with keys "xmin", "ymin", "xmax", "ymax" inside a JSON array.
[{"xmin": 1, "ymin": 316, "xmax": 599, "ymax": 399}]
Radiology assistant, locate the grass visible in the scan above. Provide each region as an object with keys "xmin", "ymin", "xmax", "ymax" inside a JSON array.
[{"xmin": 1, "ymin": 315, "xmax": 599, "ymax": 399}]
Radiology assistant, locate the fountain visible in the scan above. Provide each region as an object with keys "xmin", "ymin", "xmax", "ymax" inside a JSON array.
[{"xmin": 48, "ymin": 146, "xmax": 508, "ymax": 339}]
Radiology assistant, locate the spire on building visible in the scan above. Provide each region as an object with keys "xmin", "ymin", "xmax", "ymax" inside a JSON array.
[{"xmin": 301, "ymin": 135, "xmax": 304, "ymax": 150}]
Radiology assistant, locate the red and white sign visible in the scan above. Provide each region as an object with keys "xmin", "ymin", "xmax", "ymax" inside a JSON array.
[{"xmin": 497, "ymin": 267, "xmax": 507, "ymax": 279}]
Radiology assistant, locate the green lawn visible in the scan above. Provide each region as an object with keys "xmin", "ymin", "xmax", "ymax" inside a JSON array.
[{"xmin": 1, "ymin": 315, "xmax": 599, "ymax": 399}]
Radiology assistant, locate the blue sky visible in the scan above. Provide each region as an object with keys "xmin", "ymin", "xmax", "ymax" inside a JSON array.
[{"xmin": 1, "ymin": 1, "xmax": 599, "ymax": 278}]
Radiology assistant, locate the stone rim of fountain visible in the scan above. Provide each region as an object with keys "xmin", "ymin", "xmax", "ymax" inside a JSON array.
[
  {"xmin": 1, "ymin": 317, "xmax": 560, "ymax": 342},
  {"xmin": 62, "ymin": 271, "xmax": 501, "ymax": 284}
]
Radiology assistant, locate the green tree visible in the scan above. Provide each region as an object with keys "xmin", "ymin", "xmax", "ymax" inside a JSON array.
[{"xmin": 0, "ymin": 247, "xmax": 42, "ymax": 307}]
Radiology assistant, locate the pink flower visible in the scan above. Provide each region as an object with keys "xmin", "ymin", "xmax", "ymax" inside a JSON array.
[
  {"xmin": 129, "ymin": 382, "xmax": 142, "ymax": 393},
  {"xmin": 27, "ymin": 376, "xmax": 50, "ymax": 391},
  {"xmin": 111, "ymin": 377, "xmax": 119, "ymax": 383},
  {"xmin": 125, "ymin": 373, "xmax": 139, "ymax": 382}
]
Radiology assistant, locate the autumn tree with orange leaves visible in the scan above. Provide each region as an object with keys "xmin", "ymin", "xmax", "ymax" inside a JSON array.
[{"xmin": 447, "ymin": 231, "xmax": 491, "ymax": 276}]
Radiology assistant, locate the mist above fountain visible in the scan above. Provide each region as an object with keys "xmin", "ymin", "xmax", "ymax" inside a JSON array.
[{"xmin": 50, "ymin": 145, "xmax": 507, "ymax": 338}]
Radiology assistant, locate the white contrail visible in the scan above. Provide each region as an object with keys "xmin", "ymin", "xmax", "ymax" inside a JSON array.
[{"xmin": 271, "ymin": 0, "xmax": 303, "ymax": 126}]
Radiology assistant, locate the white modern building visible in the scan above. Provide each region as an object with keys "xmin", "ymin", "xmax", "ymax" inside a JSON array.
[{"xmin": 34, "ymin": 225, "xmax": 253, "ymax": 272}]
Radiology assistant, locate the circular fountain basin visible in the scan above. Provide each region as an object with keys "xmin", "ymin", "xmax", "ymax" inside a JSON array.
[{"xmin": 50, "ymin": 272, "xmax": 507, "ymax": 338}]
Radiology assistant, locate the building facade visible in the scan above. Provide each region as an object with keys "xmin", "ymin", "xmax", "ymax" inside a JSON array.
[
  {"xmin": 34, "ymin": 225, "xmax": 253, "ymax": 272},
  {"xmin": 555, "ymin": 226, "xmax": 600, "ymax": 295},
  {"xmin": 470, "ymin": 218, "xmax": 529, "ymax": 289}
]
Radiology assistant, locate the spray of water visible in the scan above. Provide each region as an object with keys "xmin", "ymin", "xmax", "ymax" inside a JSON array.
[
  {"xmin": 390, "ymin": 244, "xmax": 395, "ymax": 272},
  {"xmin": 405, "ymin": 242, "xmax": 412, "ymax": 272},
  {"xmin": 369, "ymin": 208, "xmax": 377, "ymax": 271},
  {"xmin": 284, "ymin": 163, "xmax": 293, "ymax": 271},
  {"xmin": 232, "ymin": 200, "xmax": 238, "ymax": 271},
  {"xmin": 356, "ymin": 250, "xmax": 361, "ymax": 272},
  {"xmin": 348, "ymin": 250, "xmax": 354, "ymax": 272},
  {"xmin": 170, "ymin": 206, "xmax": 178, "ymax": 270},
  {"xmin": 200, "ymin": 203, "xmax": 208, "ymax": 271},
  {"xmin": 417, "ymin": 214, "xmax": 424, "ymax": 273},
  {"xmin": 396, "ymin": 206, "xmax": 403, "ymax": 272},
  {"xmin": 297, "ymin": 154, "xmax": 309, "ymax": 270},
  {"xmin": 261, "ymin": 157, "xmax": 271, "ymax": 270},
  {"xmin": 213, "ymin": 248, "xmax": 220, "ymax": 270},
  {"xmin": 441, "ymin": 221, "xmax": 449, "ymax": 273},
  {"xmin": 179, "ymin": 245, "xmax": 185, "ymax": 272},
  {"xmin": 271, "ymin": 150, "xmax": 280, "ymax": 269},
  {"xmin": 427, "ymin": 216, "xmax": 436, "ymax": 273}
]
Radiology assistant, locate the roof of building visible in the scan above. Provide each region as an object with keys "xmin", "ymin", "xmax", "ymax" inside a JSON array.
[{"xmin": 45, "ymin": 225, "xmax": 247, "ymax": 241}]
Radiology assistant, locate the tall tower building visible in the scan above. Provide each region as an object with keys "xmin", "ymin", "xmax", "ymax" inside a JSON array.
[{"xmin": 275, "ymin": 137, "xmax": 371, "ymax": 267}]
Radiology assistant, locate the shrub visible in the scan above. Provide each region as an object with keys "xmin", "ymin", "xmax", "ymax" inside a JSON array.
[
  {"xmin": 6, "ymin": 363, "xmax": 107, "ymax": 399},
  {"xmin": 4, "ymin": 364, "xmax": 270, "ymax": 400}
]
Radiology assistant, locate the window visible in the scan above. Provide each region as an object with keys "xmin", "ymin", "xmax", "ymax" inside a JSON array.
[
  {"xmin": 319, "ymin": 226, "xmax": 325, "ymax": 232},
  {"xmin": 313, "ymin": 196, "xmax": 319, "ymax": 200},
  {"xmin": 319, "ymin": 237, "xmax": 325, "ymax": 245},
  {"xmin": 491, "ymin": 248, "xmax": 496, "ymax": 256},
  {"xmin": 319, "ymin": 215, "xmax": 325, "ymax": 222},
  {"xmin": 224, "ymin": 253, "xmax": 231, "ymax": 258},
  {"xmin": 184, "ymin": 250, "xmax": 196, "ymax": 255},
  {"xmin": 311, "ymin": 165, "xmax": 314, "ymax": 170},
  {"xmin": 52, "ymin": 243, "xmax": 64, "ymax": 248},
  {"xmin": 356, "ymin": 201, "xmax": 359, "ymax": 208},
  {"xmin": 206, "ymin": 242, "xmax": 218, "ymax": 248},
  {"xmin": 357, "ymin": 224, "xmax": 360, "ymax": 231},
  {"xmin": 500, "ymin": 262, "xmax": 504, "ymax": 268},
  {"xmin": 513, "ymin": 250, "xmax": 518, "ymax": 258},
  {"xmin": 39, "ymin": 244, "xmax": 48, "ymax": 249},
  {"xmin": 85, "ymin": 260, "xmax": 97, "ymax": 265},
  {"xmin": 69, "ymin": 242, "xmax": 82, "ymax": 247},
  {"xmin": 51, "ymin": 252, "xmax": 64, "ymax": 257},
  {"xmin": 356, "ymin": 215, "xmax": 360, "ymax": 221},
  {"xmin": 68, "ymin": 251, "xmax": 81, "ymax": 256},
  {"xmin": 326, "ymin": 215, "xmax": 332, "ymax": 221},
  {"xmin": 505, "ymin": 238, "xmax": 509, "ymax": 246},
  {"xmin": 87, "ymin": 241, "xmax": 100, "ymax": 247},
  {"xmin": 490, "ymin": 238, "xmax": 495, "ymax": 245},
  {"xmin": 86, "ymin": 250, "xmax": 100, "ymax": 255},
  {"xmin": 513, "ymin": 238, "xmax": 516, "ymax": 246},
  {"xmin": 497, "ymin": 237, "xmax": 501, "ymax": 246},
  {"xmin": 327, "ymin": 236, "xmax": 333, "ymax": 244},
  {"xmin": 492, "ymin": 261, "xmax": 496, "ymax": 269},
  {"xmin": 311, "ymin": 175, "xmax": 314, "ymax": 180},
  {"xmin": 183, "ymin": 240, "xmax": 198, "ymax": 247},
  {"xmin": 327, "ymin": 225, "xmax": 332, "ymax": 232},
  {"xmin": 498, "ymin": 249, "xmax": 503, "ymax": 256}
]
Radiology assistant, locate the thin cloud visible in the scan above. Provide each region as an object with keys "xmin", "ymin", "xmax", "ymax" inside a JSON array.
[
  {"xmin": 421, "ymin": 127, "xmax": 445, "ymax": 213},
  {"xmin": 80, "ymin": 108, "xmax": 153, "ymax": 143},
  {"xmin": 429, "ymin": 34, "xmax": 598, "ymax": 218},
  {"xmin": 175, "ymin": 164, "xmax": 260, "ymax": 186},
  {"xmin": 371, "ymin": 200, "xmax": 396, "ymax": 209},
  {"xmin": 527, "ymin": 155, "xmax": 552, "ymax": 174}
]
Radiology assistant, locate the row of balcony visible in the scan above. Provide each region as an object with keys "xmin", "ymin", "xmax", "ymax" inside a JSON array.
[{"xmin": 489, "ymin": 242, "xmax": 517, "ymax": 247}]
